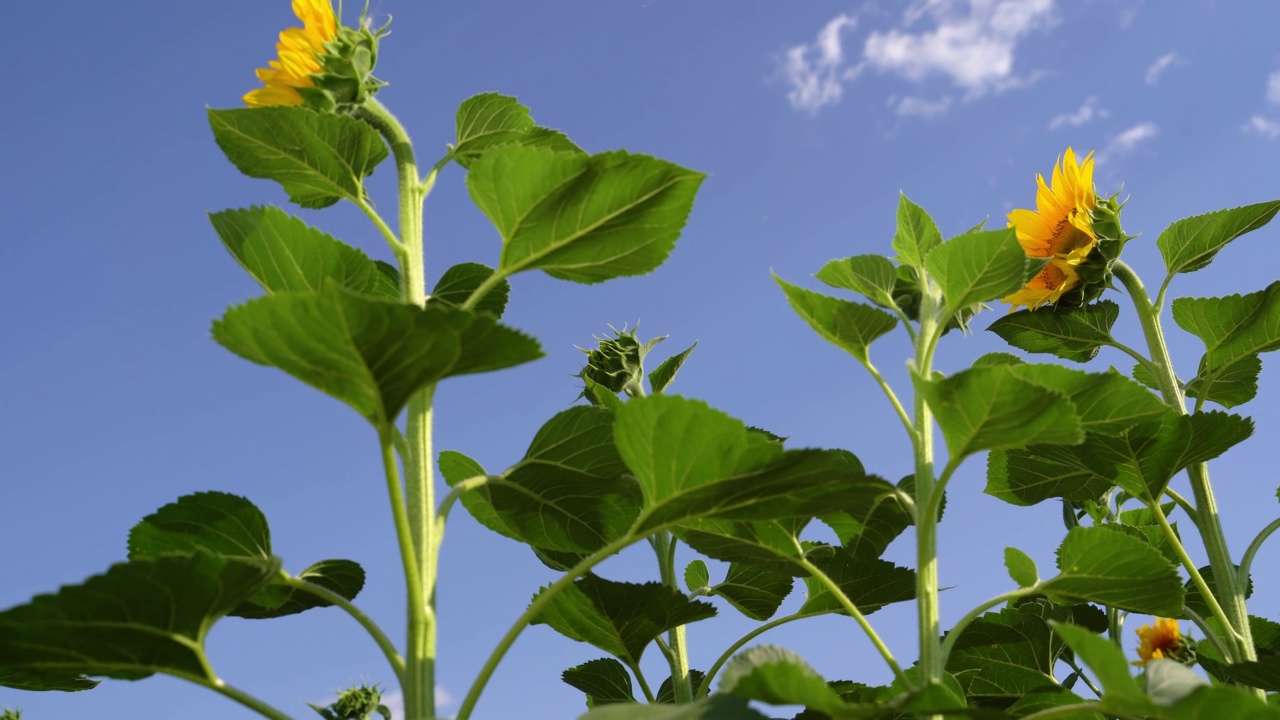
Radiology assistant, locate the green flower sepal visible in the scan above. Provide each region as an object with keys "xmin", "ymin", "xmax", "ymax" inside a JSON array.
[
  {"xmin": 298, "ymin": 17, "xmax": 389, "ymax": 113},
  {"xmin": 1057, "ymin": 191, "xmax": 1135, "ymax": 308}
]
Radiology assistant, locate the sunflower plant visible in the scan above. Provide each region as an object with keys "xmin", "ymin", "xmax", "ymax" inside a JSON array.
[{"xmin": 3, "ymin": 2, "xmax": 1280, "ymax": 720}]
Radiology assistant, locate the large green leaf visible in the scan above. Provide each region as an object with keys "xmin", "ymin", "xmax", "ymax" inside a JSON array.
[
  {"xmin": 815, "ymin": 254, "xmax": 900, "ymax": 309},
  {"xmin": 711, "ymin": 563, "xmax": 794, "ymax": 621},
  {"xmin": 1091, "ymin": 413, "xmax": 1193, "ymax": 501},
  {"xmin": 1173, "ymin": 281, "xmax": 1280, "ymax": 373},
  {"xmin": 230, "ymin": 560, "xmax": 365, "ymax": 620},
  {"xmin": 775, "ymin": 275, "xmax": 898, "ymax": 363},
  {"xmin": 1184, "ymin": 354, "xmax": 1262, "ymax": 409},
  {"xmin": 532, "ymin": 575, "xmax": 716, "ymax": 665},
  {"xmin": 924, "ymin": 228, "xmax": 1036, "ymax": 315},
  {"xmin": 213, "ymin": 292, "xmax": 541, "ymax": 425},
  {"xmin": 945, "ymin": 606, "xmax": 1064, "ymax": 701},
  {"xmin": 1006, "ymin": 364, "xmax": 1169, "ymax": 436},
  {"xmin": 1041, "ymin": 525, "xmax": 1184, "ymax": 615},
  {"xmin": 986, "ymin": 441, "xmax": 1115, "ymax": 506},
  {"xmin": 891, "ymin": 193, "xmax": 942, "ymax": 270},
  {"xmin": 1157, "ymin": 200, "xmax": 1280, "ymax": 276},
  {"xmin": 562, "ymin": 658, "xmax": 635, "ymax": 706},
  {"xmin": 819, "ymin": 477, "xmax": 914, "ymax": 560},
  {"xmin": 799, "ymin": 546, "xmax": 915, "ymax": 616},
  {"xmin": 467, "ymin": 147, "xmax": 704, "ymax": 283},
  {"xmin": 915, "ymin": 366, "xmax": 1084, "ymax": 460},
  {"xmin": 0, "ymin": 553, "xmax": 278, "ymax": 682},
  {"xmin": 987, "ymin": 301, "xmax": 1120, "ymax": 363},
  {"xmin": 208, "ymin": 107, "xmax": 387, "ymax": 209},
  {"xmin": 718, "ymin": 646, "xmax": 848, "ymax": 716},
  {"xmin": 677, "ymin": 518, "xmax": 810, "ymax": 577},
  {"xmin": 450, "ymin": 92, "xmax": 583, "ymax": 169},
  {"xmin": 0, "ymin": 668, "xmax": 98, "ymax": 692},
  {"xmin": 209, "ymin": 206, "xmax": 399, "ymax": 300},
  {"xmin": 1212, "ymin": 656, "xmax": 1280, "ymax": 692},
  {"xmin": 429, "ymin": 262, "xmax": 510, "ymax": 318},
  {"xmin": 577, "ymin": 696, "xmax": 768, "ymax": 720}
]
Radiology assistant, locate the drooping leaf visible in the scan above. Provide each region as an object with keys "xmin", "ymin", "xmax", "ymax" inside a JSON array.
[
  {"xmin": 988, "ymin": 301, "xmax": 1120, "ymax": 363},
  {"xmin": 1157, "ymin": 200, "xmax": 1280, "ymax": 276},
  {"xmin": 0, "ymin": 553, "xmax": 278, "ymax": 682},
  {"xmin": 648, "ymin": 342, "xmax": 697, "ymax": 395},
  {"xmin": 1185, "ymin": 354, "xmax": 1263, "ymax": 409},
  {"xmin": 891, "ymin": 193, "xmax": 943, "ymax": 270},
  {"xmin": 775, "ymin": 275, "xmax": 898, "ymax": 363},
  {"xmin": 0, "ymin": 668, "xmax": 98, "ymax": 692},
  {"xmin": 815, "ymin": 255, "xmax": 900, "ymax": 309},
  {"xmin": 532, "ymin": 575, "xmax": 716, "ymax": 665},
  {"xmin": 1173, "ymin": 281, "xmax": 1280, "ymax": 374},
  {"xmin": 799, "ymin": 545, "xmax": 915, "ymax": 616},
  {"xmin": 915, "ymin": 366, "xmax": 1084, "ymax": 460},
  {"xmin": 655, "ymin": 670, "xmax": 706, "ymax": 703},
  {"xmin": 924, "ymin": 228, "xmax": 1037, "ymax": 315},
  {"xmin": 209, "ymin": 206, "xmax": 399, "ymax": 300},
  {"xmin": 1005, "ymin": 548, "xmax": 1039, "ymax": 588},
  {"xmin": 562, "ymin": 658, "xmax": 635, "ymax": 706},
  {"xmin": 1183, "ymin": 564, "xmax": 1252, "ymax": 620},
  {"xmin": 450, "ymin": 92, "xmax": 583, "ymax": 169},
  {"xmin": 213, "ymin": 293, "xmax": 542, "ymax": 425},
  {"xmin": 683, "ymin": 560, "xmax": 710, "ymax": 592},
  {"xmin": 576, "ymin": 695, "xmax": 768, "ymax": 720},
  {"xmin": 718, "ymin": 646, "xmax": 847, "ymax": 715},
  {"xmin": 468, "ymin": 147, "xmax": 704, "ymax": 283},
  {"xmin": 711, "ymin": 563, "xmax": 794, "ymax": 621},
  {"xmin": 429, "ymin": 262, "xmax": 510, "ymax": 318},
  {"xmin": 1042, "ymin": 525, "xmax": 1184, "ymax": 615},
  {"xmin": 208, "ymin": 107, "xmax": 388, "ymax": 208}
]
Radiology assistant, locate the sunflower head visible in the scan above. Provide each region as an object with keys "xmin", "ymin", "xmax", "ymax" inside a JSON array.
[
  {"xmin": 1002, "ymin": 148, "xmax": 1132, "ymax": 312},
  {"xmin": 578, "ymin": 325, "xmax": 664, "ymax": 399},
  {"xmin": 1133, "ymin": 618, "xmax": 1195, "ymax": 667},
  {"xmin": 244, "ymin": 0, "xmax": 388, "ymax": 113}
]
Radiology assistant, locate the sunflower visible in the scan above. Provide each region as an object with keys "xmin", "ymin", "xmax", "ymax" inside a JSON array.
[
  {"xmin": 1133, "ymin": 618, "xmax": 1192, "ymax": 667},
  {"xmin": 1002, "ymin": 148, "xmax": 1099, "ymax": 311},
  {"xmin": 243, "ymin": 0, "xmax": 339, "ymax": 107}
]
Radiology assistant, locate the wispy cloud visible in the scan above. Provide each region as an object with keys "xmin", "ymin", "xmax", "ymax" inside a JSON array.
[
  {"xmin": 1144, "ymin": 52, "xmax": 1179, "ymax": 85},
  {"xmin": 780, "ymin": 14, "xmax": 861, "ymax": 113},
  {"xmin": 1243, "ymin": 115, "xmax": 1280, "ymax": 140},
  {"xmin": 893, "ymin": 95, "xmax": 954, "ymax": 118},
  {"xmin": 379, "ymin": 688, "xmax": 453, "ymax": 720},
  {"xmin": 1048, "ymin": 96, "xmax": 1108, "ymax": 130},
  {"xmin": 1268, "ymin": 70, "xmax": 1280, "ymax": 105},
  {"xmin": 863, "ymin": 0, "xmax": 1056, "ymax": 97},
  {"xmin": 1099, "ymin": 121, "xmax": 1159, "ymax": 162}
]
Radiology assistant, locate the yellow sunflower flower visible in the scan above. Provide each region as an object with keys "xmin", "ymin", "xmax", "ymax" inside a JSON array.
[
  {"xmin": 1133, "ymin": 618, "xmax": 1189, "ymax": 667},
  {"xmin": 1002, "ymin": 147, "xmax": 1099, "ymax": 311},
  {"xmin": 244, "ymin": 0, "xmax": 339, "ymax": 107}
]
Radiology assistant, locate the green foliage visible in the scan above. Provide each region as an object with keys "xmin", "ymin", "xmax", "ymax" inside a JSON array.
[
  {"xmin": 710, "ymin": 563, "xmax": 794, "ymax": 621},
  {"xmin": 1004, "ymin": 547, "xmax": 1038, "ymax": 588},
  {"xmin": 562, "ymin": 658, "xmax": 636, "ymax": 706},
  {"xmin": 208, "ymin": 107, "xmax": 388, "ymax": 208},
  {"xmin": 1041, "ymin": 525, "xmax": 1184, "ymax": 615},
  {"xmin": 924, "ymin": 228, "xmax": 1039, "ymax": 316},
  {"xmin": 945, "ymin": 605, "xmax": 1067, "ymax": 702},
  {"xmin": 576, "ymin": 695, "xmax": 768, "ymax": 719},
  {"xmin": 430, "ymin": 262, "xmax": 510, "ymax": 317},
  {"xmin": 1157, "ymin": 200, "xmax": 1280, "ymax": 276},
  {"xmin": 891, "ymin": 193, "xmax": 943, "ymax": 270},
  {"xmin": 774, "ymin": 274, "xmax": 898, "ymax": 363},
  {"xmin": 309, "ymin": 683, "xmax": 392, "ymax": 720},
  {"xmin": 450, "ymin": 92, "xmax": 583, "ymax": 169},
  {"xmin": 799, "ymin": 548, "xmax": 915, "ymax": 616},
  {"xmin": 987, "ymin": 301, "xmax": 1120, "ymax": 363},
  {"xmin": 816, "ymin": 254, "xmax": 899, "ymax": 309},
  {"xmin": 1174, "ymin": 281, "xmax": 1280, "ymax": 375},
  {"xmin": 648, "ymin": 342, "xmax": 697, "ymax": 395}
]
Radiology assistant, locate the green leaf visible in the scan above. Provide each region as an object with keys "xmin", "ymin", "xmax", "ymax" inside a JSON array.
[
  {"xmin": 208, "ymin": 107, "xmax": 387, "ymax": 209},
  {"xmin": 1050, "ymin": 622, "xmax": 1146, "ymax": 704},
  {"xmin": 711, "ymin": 563, "xmax": 794, "ymax": 621},
  {"xmin": 944, "ymin": 606, "xmax": 1064, "ymax": 701},
  {"xmin": 1174, "ymin": 281, "xmax": 1280, "ymax": 374},
  {"xmin": 1042, "ymin": 525, "xmax": 1184, "ymax": 615},
  {"xmin": 1092, "ymin": 413, "xmax": 1193, "ymax": 501},
  {"xmin": 924, "ymin": 228, "xmax": 1036, "ymax": 315},
  {"xmin": 656, "ymin": 670, "xmax": 706, "ymax": 704},
  {"xmin": 429, "ymin": 262, "xmax": 510, "ymax": 318},
  {"xmin": 819, "ymin": 477, "xmax": 914, "ymax": 560},
  {"xmin": 213, "ymin": 292, "xmax": 542, "ymax": 425},
  {"xmin": 577, "ymin": 696, "xmax": 768, "ymax": 720},
  {"xmin": 209, "ymin": 206, "xmax": 399, "ymax": 300},
  {"xmin": 1007, "ymin": 689, "xmax": 1101, "ymax": 718},
  {"xmin": 986, "ymin": 442, "xmax": 1114, "ymax": 506},
  {"xmin": 1006, "ymin": 364, "xmax": 1169, "ymax": 436},
  {"xmin": 532, "ymin": 575, "xmax": 716, "ymax": 665},
  {"xmin": 0, "ymin": 668, "xmax": 97, "ymax": 692},
  {"xmin": 230, "ymin": 559, "xmax": 365, "ymax": 620},
  {"xmin": 915, "ymin": 366, "xmax": 1084, "ymax": 460},
  {"xmin": 468, "ymin": 147, "xmax": 705, "ymax": 283},
  {"xmin": 677, "ymin": 518, "xmax": 810, "ymax": 577},
  {"xmin": 450, "ymin": 92, "xmax": 583, "ymax": 169},
  {"xmin": 1157, "ymin": 200, "xmax": 1280, "ymax": 276},
  {"xmin": 1005, "ymin": 547, "xmax": 1039, "ymax": 587},
  {"xmin": 718, "ymin": 646, "xmax": 847, "ymax": 715},
  {"xmin": 683, "ymin": 560, "xmax": 710, "ymax": 592},
  {"xmin": 648, "ymin": 342, "xmax": 697, "ymax": 395},
  {"xmin": 775, "ymin": 275, "xmax": 898, "ymax": 363},
  {"xmin": 1185, "ymin": 410, "xmax": 1254, "ymax": 465},
  {"xmin": 891, "ymin": 193, "xmax": 943, "ymax": 269},
  {"xmin": 988, "ymin": 301, "xmax": 1120, "ymax": 363},
  {"xmin": 1215, "ymin": 656, "xmax": 1280, "ymax": 692},
  {"xmin": 1160, "ymin": 685, "xmax": 1280, "ymax": 719},
  {"xmin": 1183, "ymin": 564, "xmax": 1252, "ymax": 620},
  {"xmin": 799, "ymin": 546, "xmax": 915, "ymax": 616},
  {"xmin": 562, "ymin": 658, "xmax": 635, "ymax": 706},
  {"xmin": 815, "ymin": 255, "xmax": 900, "ymax": 309},
  {"xmin": 1185, "ymin": 354, "xmax": 1262, "ymax": 409},
  {"xmin": 0, "ymin": 553, "xmax": 278, "ymax": 682}
]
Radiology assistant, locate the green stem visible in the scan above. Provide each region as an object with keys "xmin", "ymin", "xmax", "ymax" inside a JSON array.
[
  {"xmin": 911, "ymin": 281, "xmax": 944, "ymax": 691},
  {"xmin": 1182, "ymin": 606, "xmax": 1233, "ymax": 661},
  {"xmin": 694, "ymin": 612, "xmax": 811, "ymax": 700},
  {"xmin": 938, "ymin": 586, "xmax": 1039, "ymax": 665},
  {"xmin": 627, "ymin": 661, "xmax": 658, "ymax": 703},
  {"xmin": 861, "ymin": 359, "xmax": 916, "ymax": 441},
  {"xmin": 1112, "ymin": 260, "xmax": 1256, "ymax": 666},
  {"xmin": 793, "ymin": 555, "xmax": 906, "ymax": 686},
  {"xmin": 653, "ymin": 532, "xmax": 693, "ymax": 703},
  {"xmin": 460, "ymin": 268, "xmax": 511, "ymax": 312},
  {"xmin": 1163, "ymin": 488, "xmax": 1201, "ymax": 531},
  {"xmin": 282, "ymin": 576, "xmax": 406, "ymax": 681},
  {"xmin": 437, "ymin": 475, "xmax": 490, "ymax": 526},
  {"xmin": 1061, "ymin": 656, "xmax": 1103, "ymax": 699},
  {"xmin": 1107, "ymin": 607, "xmax": 1124, "ymax": 648},
  {"xmin": 454, "ymin": 535, "xmax": 635, "ymax": 720},
  {"xmin": 1148, "ymin": 502, "xmax": 1241, "ymax": 658},
  {"xmin": 1238, "ymin": 517, "xmax": 1280, "ymax": 597},
  {"xmin": 192, "ymin": 678, "xmax": 294, "ymax": 720}
]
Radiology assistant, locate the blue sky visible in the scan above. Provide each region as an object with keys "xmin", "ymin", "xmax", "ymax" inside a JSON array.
[{"xmin": 2, "ymin": 1, "xmax": 1279, "ymax": 718}]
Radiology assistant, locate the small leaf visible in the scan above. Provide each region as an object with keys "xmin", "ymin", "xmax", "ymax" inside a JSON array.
[
  {"xmin": 988, "ymin": 301, "xmax": 1120, "ymax": 363},
  {"xmin": 213, "ymin": 293, "xmax": 542, "ymax": 425},
  {"xmin": 532, "ymin": 575, "xmax": 716, "ymax": 665},
  {"xmin": 648, "ymin": 342, "xmax": 697, "ymax": 395},
  {"xmin": 208, "ymin": 107, "xmax": 388, "ymax": 209},
  {"xmin": 819, "ymin": 477, "xmax": 914, "ymax": 561},
  {"xmin": 562, "ymin": 658, "xmax": 635, "ymax": 706},
  {"xmin": 799, "ymin": 546, "xmax": 916, "ymax": 616},
  {"xmin": 1005, "ymin": 547, "xmax": 1039, "ymax": 587},
  {"xmin": 655, "ymin": 670, "xmax": 706, "ymax": 703},
  {"xmin": 924, "ymin": 228, "xmax": 1037, "ymax": 315},
  {"xmin": 1185, "ymin": 354, "xmax": 1262, "ymax": 409},
  {"xmin": 711, "ymin": 563, "xmax": 794, "ymax": 621},
  {"xmin": 451, "ymin": 92, "xmax": 583, "ymax": 169},
  {"xmin": 815, "ymin": 254, "xmax": 900, "ymax": 308},
  {"xmin": 209, "ymin": 206, "xmax": 399, "ymax": 300},
  {"xmin": 1157, "ymin": 200, "xmax": 1280, "ymax": 276},
  {"xmin": 677, "ymin": 518, "xmax": 809, "ymax": 577},
  {"xmin": 775, "ymin": 275, "xmax": 898, "ymax": 363},
  {"xmin": 915, "ymin": 365, "xmax": 1084, "ymax": 460},
  {"xmin": 429, "ymin": 262, "xmax": 510, "ymax": 318},
  {"xmin": 576, "ymin": 696, "xmax": 767, "ymax": 720},
  {"xmin": 230, "ymin": 559, "xmax": 365, "ymax": 620},
  {"xmin": 468, "ymin": 147, "xmax": 705, "ymax": 283},
  {"xmin": 1042, "ymin": 525, "xmax": 1184, "ymax": 615},
  {"xmin": 718, "ymin": 645, "xmax": 847, "ymax": 715},
  {"xmin": 891, "ymin": 193, "xmax": 943, "ymax": 269},
  {"xmin": 683, "ymin": 560, "xmax": 710, "ymax": 592},
  {"xmin": 1174, "ymin": 281, "xmax": 1280, "ymax": 373}
]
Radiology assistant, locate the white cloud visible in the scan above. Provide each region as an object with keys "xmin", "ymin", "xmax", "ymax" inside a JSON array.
[
  {"xmin": 1048, "ymin": 96, "xmax": 1109, "ymax": 130},
  {"xmin": 1099, "ymin": 121, "xmax": 1159, "ymax": 162},
  {"xmin": 1268, "ymin": 70, "xmax": 1280, "ymax": 105},
  {"xmin": 378, "ymin": 688, "xmax": 452, "ymax": 720},
  {"xmin": 1145, "ymin": 52, "xmax": 1179, "ymax": 85},
  {"xmin": 780, "ymin": 14, "xmax": 860, "ymax": 113},
  {"xmin": 895, "ymin": 95, "xmax": 954, "ymax": 118},
  {"xmin": 1243, "ymin": 115, "xmax": 1280, "ymax": 140},
  {"xmin": 863, "ymin": 0, "xmax": 1056, "ymax": 96}
]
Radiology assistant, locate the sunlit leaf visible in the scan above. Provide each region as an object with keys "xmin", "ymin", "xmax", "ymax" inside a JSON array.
[
  {"xmin": 1174, "ymin": 281, "xmax": 1280, "ymax": 375},
  {"xmin": 429, "ymin": 262, "xmax": 510, "ymax": 318},
  {"xmin": 683, "ymin": 560, "xmax": 710, "ymax": 592},
  {"xmin": 988, "ymin": 301, "xmax": 1119, "ymax": 363},
  {"xmin": 711, "ymin": 564, "xmax": 794, "ymax": 621},
  {"xmin": 775, "ymin": 275, "xmax": 898, "ymax": 363},
  {"xmin": 451, "ymin": 92, "xmax": 583, "ymax": 169},
  {"xmin": 718, "ymin": 646, "xmax": 847, "ymax": 715},
  {"xmin": 1042, "ymin": 526, "xmax": 1183, "ymax": 615},
  {"xmin": 815, "ymin": 255, "xmax": 900, "ymax": 309},
  {"xmin": 1157, "ymin": 200, "xmax": 1280, "ymax": 276},
  {"xmin": 891, "ymin": 193, "xmax": 943, "ymax": 270},
  {"xmin": 925, "ymin": 228, "xmax": 1036, "ymax": 315},
  {"xmin": 945, "ymin": 607, "xmax": 1063, "ymax": 701},
  {"xmin": 1185, "ymin": 354, "xmax": 1262, "ymax": 409},
  {"xmin": 648, "ymin": 342, "xmax": 697, "ymax": 395},
  {"xmin": 577, "ymin": 696, "xmax": 768, "ymax": 720},
  {"xmin": 1004, "ymin": 548, "xmax": 1039, "ymax": 588},
  {"xmin": 986, "ymin": 441, "xmax": 1114, "ymax": 506}
]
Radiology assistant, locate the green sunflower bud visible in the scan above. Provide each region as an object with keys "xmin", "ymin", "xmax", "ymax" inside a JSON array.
[
  {"xmin": 297, "ymin": 17, "xmax": 389, "ymax": 113},
  {"xmin": 578, "ymin": 325, "xmax": 665, "ymax": 399}
]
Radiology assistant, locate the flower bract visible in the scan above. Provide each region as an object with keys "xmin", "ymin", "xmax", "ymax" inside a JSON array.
[
  {"xmin": 1133, "ymin": 617, "xmax": 1190, "ymax": 667},
  {"xmin": 244, "ymin": 0, "xmax": 339, "ymax": 107}
]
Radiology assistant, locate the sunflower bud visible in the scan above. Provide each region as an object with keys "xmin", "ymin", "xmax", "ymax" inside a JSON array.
[
  {"xmin": 578, "ymin": 325, "xmax": 664, "ymax": 399},
  {"xmin": 296, "ymin": 19, "xmax": 389, "ymax": 113},
  {"xmin": 1054, "ymin": 191, "xmax": 1134, "ymax": 308}
]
